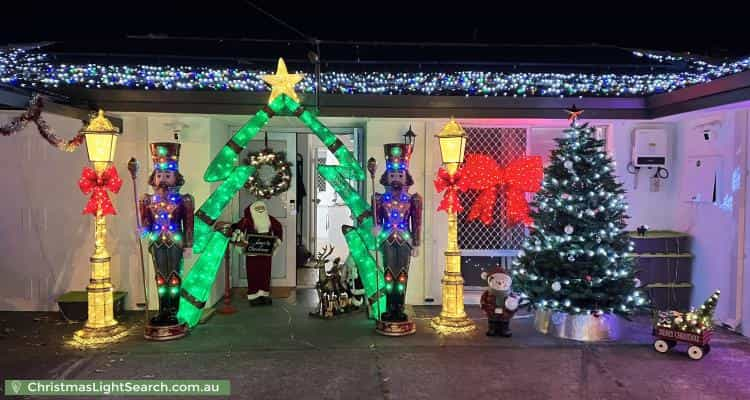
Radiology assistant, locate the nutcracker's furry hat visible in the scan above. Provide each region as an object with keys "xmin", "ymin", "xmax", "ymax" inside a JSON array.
[{"xmin": 481, "ymin": 266, "xmax": 510, "ymax": 282}]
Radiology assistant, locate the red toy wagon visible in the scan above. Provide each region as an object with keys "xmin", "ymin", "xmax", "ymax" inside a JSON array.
[
  {"xmin": 652, "ymin": 325, "xmax": 712, "ymax": 360},
  {"xmin": 651, "ymin": 290, "xmax": 720, "ymax": 361}
]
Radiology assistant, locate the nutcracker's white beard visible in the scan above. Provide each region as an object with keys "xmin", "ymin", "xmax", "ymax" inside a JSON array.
[{"xmin": 250, "ymin": 201, "xmax": 271, "ymax": 233}]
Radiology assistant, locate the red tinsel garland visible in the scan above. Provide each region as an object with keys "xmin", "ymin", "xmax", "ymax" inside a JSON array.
[
  {"xmin": 0, "ymin": 95, "xmax": 85, "ymax": 152},
  {"xmin": 78, "ymin": 166, "xmax": 123, "ymax": 216},
  {"xmin": 457, "ymin": 154, "xmax": 543, "ymax": 226}
]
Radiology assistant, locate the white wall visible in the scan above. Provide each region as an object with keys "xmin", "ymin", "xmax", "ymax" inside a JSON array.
[
  {"xmin": 0, "ymin": 111, "xmax": 227, "ymax": 312},
  {"xmin": 666, "ymin": 108, "xmax": 748, "ymax": 328},
  {"xmin": 0, "ymin": 111, "xmax": 148, "ymax": 311}
]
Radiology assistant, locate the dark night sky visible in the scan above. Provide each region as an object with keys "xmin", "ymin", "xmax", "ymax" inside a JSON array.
[{"xmin": 1, "ymin": 1, "xmax": 747, "ymax": 65}]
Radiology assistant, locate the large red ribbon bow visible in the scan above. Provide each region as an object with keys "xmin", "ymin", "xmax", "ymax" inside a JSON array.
[
  {"xmin": 457, "ymin": 154, "xmax": 543, "ymax": 226},
  {"xmin": 78, "ymin": 165, "xmax": 123, "ymax": 216},
  {"xmin": 434, "ymin": 167, "xmax": 463, "ymax": 213}
]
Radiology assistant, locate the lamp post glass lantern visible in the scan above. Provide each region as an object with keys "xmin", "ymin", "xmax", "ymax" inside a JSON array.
[
  {"xmin": 436, "ymin": 119, "xmax": 466, "ymax": 167},
  {"xmin": 74, "ymin": 109, "xmax": 126, "ymax": 345},
  {"xmin": 431, "ymin": 118, "xmax": 475, "ymax": 334},
  {"xmin": 83, "ymin": 110, "xmax": 120, "ymax": 166}
]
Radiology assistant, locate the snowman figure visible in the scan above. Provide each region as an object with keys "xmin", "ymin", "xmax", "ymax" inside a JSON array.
[{"xmin": 480, "ymin": 267, "xmax": 520, "ymax": 337}]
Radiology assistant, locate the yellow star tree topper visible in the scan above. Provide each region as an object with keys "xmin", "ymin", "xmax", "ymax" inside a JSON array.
[{"xmin": 261, "ymin": 58, "xmax": 303, "ymax": 104}]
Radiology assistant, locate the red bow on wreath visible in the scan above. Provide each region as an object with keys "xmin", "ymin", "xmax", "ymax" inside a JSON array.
[
  {"xmin": 78, "ymin": 166, "xmax": 123, "ymax": 216},
  {"xmin": 457, "ymin": 154, "xmax": 543, "ymax": 226},
  {"xmin": 434, "ymin": 167, "xmax": 463, "ymax": 213}
]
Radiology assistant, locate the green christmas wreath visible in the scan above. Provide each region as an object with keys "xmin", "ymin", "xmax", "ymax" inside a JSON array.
[{"xmin": 244, "ymin": 148, "xmax": 292, "ymax": 199}]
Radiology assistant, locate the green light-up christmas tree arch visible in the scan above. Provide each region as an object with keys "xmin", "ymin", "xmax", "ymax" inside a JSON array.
[{"xmin": 177, "ymin": 59, "xmax": 385, "ymax": 327}]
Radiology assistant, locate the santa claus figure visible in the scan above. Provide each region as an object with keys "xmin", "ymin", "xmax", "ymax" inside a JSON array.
[
  {"xmin": 480, "ymin": 267, "xmax": 520, "ymax": 337},
  {"xmin": 232, "ymin": 200, "xmax": 283, "ymax": 306}
]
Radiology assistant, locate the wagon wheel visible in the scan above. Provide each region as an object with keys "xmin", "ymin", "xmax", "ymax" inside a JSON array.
[
  {"xmin": 653, "ymin": 339, "xmax": 670, "ymax": 353},
  {"xmin": 687, "ymin": 345, "xmax": 705, "ymax": 360}
]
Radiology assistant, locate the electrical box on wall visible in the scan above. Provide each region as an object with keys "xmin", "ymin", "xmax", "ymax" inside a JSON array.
[
  {"xmin": 690, "ymin": 120, "xmax": 722, "ymax": 156},
  {"xmin": 632, "ymin": 129, "xmax": 668, "ymax": 168}
]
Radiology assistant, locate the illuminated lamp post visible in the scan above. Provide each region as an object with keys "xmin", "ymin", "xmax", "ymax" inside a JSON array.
[
  {"xmin": 74, "ymin": 110, "xmax": 127, "ymax": 344},
  {"xmin": 431, "ymin": 118, "xmax": 475, "ymax": 333}
]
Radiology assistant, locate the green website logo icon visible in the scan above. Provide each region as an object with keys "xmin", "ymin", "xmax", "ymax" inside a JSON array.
[{"xmin": 9, "ymin": 380, "xmax": 22, "ymax": 395}]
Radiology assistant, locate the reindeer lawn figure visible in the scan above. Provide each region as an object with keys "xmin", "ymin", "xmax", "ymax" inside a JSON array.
[{"xmin": 310, "ymin": 245, "xmax": 355, "ymax": 318}]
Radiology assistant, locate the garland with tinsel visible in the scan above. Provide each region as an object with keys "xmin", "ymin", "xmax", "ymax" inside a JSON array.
[
  {"xmin": 0, "ymin": 94, "xmax": 85, "ymax": 152},
  {"xmin": 243, "ymin": 148, "xmax": 292, "ymax": 199}
]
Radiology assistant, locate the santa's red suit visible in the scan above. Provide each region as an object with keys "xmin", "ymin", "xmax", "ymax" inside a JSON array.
[{"xmin": 232, "ymin": 201, "xmax": 283, "ymax": 302}]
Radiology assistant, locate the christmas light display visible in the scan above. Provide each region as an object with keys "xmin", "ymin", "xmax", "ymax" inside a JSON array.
[
  {"xmin": 3, "ymin": 48, "xmax": 750, "ymax": 97},
  {"xmin": 457, "ymin": 154, "xmax": 543, "ymax": 226},
  {"xmin": 0, "ymin": 94, "xmax": 85, "ymax": 151},
  {"xmin": 513, "ymin": 108, "xmax": 645, "ymax": 318},
  {"xmin": 78, "ymin": 165, "xmax": 122, "ymax": 216},
  {"xmin": 652, "ymin": 290, "xmax": 719, "ymax": 360},
  {"xmin": 244, "ymin": 148, "xmax": 292, "ymax": 199},
  {"xmin": 431, "ymin": 118, "xmax": 475, "ymax": 334},
  {"xmin": 655, "ymin": 290, "xmax": 720, "ymax": 335},
  {"xmin": 73, "ymin": 110, "xmax": 126, "ymax": 345},
  {"xmin": 372, "ymin": 142, "xmax": 422, "ymax": 336},
  {"xmin": 178, "ymin": 59, "xmax": 384, "ymax": 327},
  {"xmin": 434, "ymin": 167, "xmax": 463, "ymax": 213},
  {"xmin": 260, "ymin": 58, "xmax": 303, "ymax": 103}
]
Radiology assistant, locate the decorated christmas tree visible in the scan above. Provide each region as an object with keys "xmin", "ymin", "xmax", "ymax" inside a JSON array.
[{"xmin": 513, "ymin": 106, "xmax": 646, "ymax": 317}]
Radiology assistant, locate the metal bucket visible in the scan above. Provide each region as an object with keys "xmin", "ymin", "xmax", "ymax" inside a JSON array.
[{"xmin": 534, "ymin": 308, "xmax": 621, "ymax": 342}]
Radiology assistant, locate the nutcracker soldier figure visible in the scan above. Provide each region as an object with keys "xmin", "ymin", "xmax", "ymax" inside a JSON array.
[
  {"xmin": 374, "ymin": 143, "xmax": 423, "ymax": 336},
  {"xmin": 231, "ymin": 200, "xmax": 283, "ymax": 306},
  {"xmin": 480, "ymin": 267, "xmax": 520, "ymax": 337},
  {"xmin": 139, "ymin": 142, "xmax": 194, "ymax": 341}
]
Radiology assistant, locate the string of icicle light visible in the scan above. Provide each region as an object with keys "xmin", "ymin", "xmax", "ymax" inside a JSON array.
[{"xmin": 2, "ymin": 48, "xmax": 749, "ymax": 97}]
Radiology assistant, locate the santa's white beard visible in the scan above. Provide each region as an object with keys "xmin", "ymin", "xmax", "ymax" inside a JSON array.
[{"xmin": 250, "ymin": 201, "xmax": 271, "ymax": 233}]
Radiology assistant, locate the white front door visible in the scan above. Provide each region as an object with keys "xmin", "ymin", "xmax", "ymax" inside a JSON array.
[{"xmin": 233, "ymin": 131, "xmax": 297, "ymax": 289}]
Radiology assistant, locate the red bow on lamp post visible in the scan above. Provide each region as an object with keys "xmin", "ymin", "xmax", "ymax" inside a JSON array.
[
  {"xmin": 78, "ymin": 165, "xmax": 123, "ymax": 216},
  {"xmin": 457, "ymin": 154, "xmax": 543, "ymax": 226},
  {"xmin": 434, "ymin": 167, "xmax": 463, "ymax": 213}
]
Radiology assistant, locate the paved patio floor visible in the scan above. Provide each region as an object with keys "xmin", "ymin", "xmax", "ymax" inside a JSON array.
[{"xmin": 1, "ymin": 289, "xmax": 749, "ymax": 399}]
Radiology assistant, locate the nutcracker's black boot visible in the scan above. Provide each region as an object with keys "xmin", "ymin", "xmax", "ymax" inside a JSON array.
[
  {"xmin": 151, "ymin": 272, "xmax": 169, "ymax": 325},
  {"xmin": 164, "ymin": 272, "xmax": 181, "ymax": 325},
  {"xmin": 498, "ymin": 320, "xmax": 512, "ymax": 338}
]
